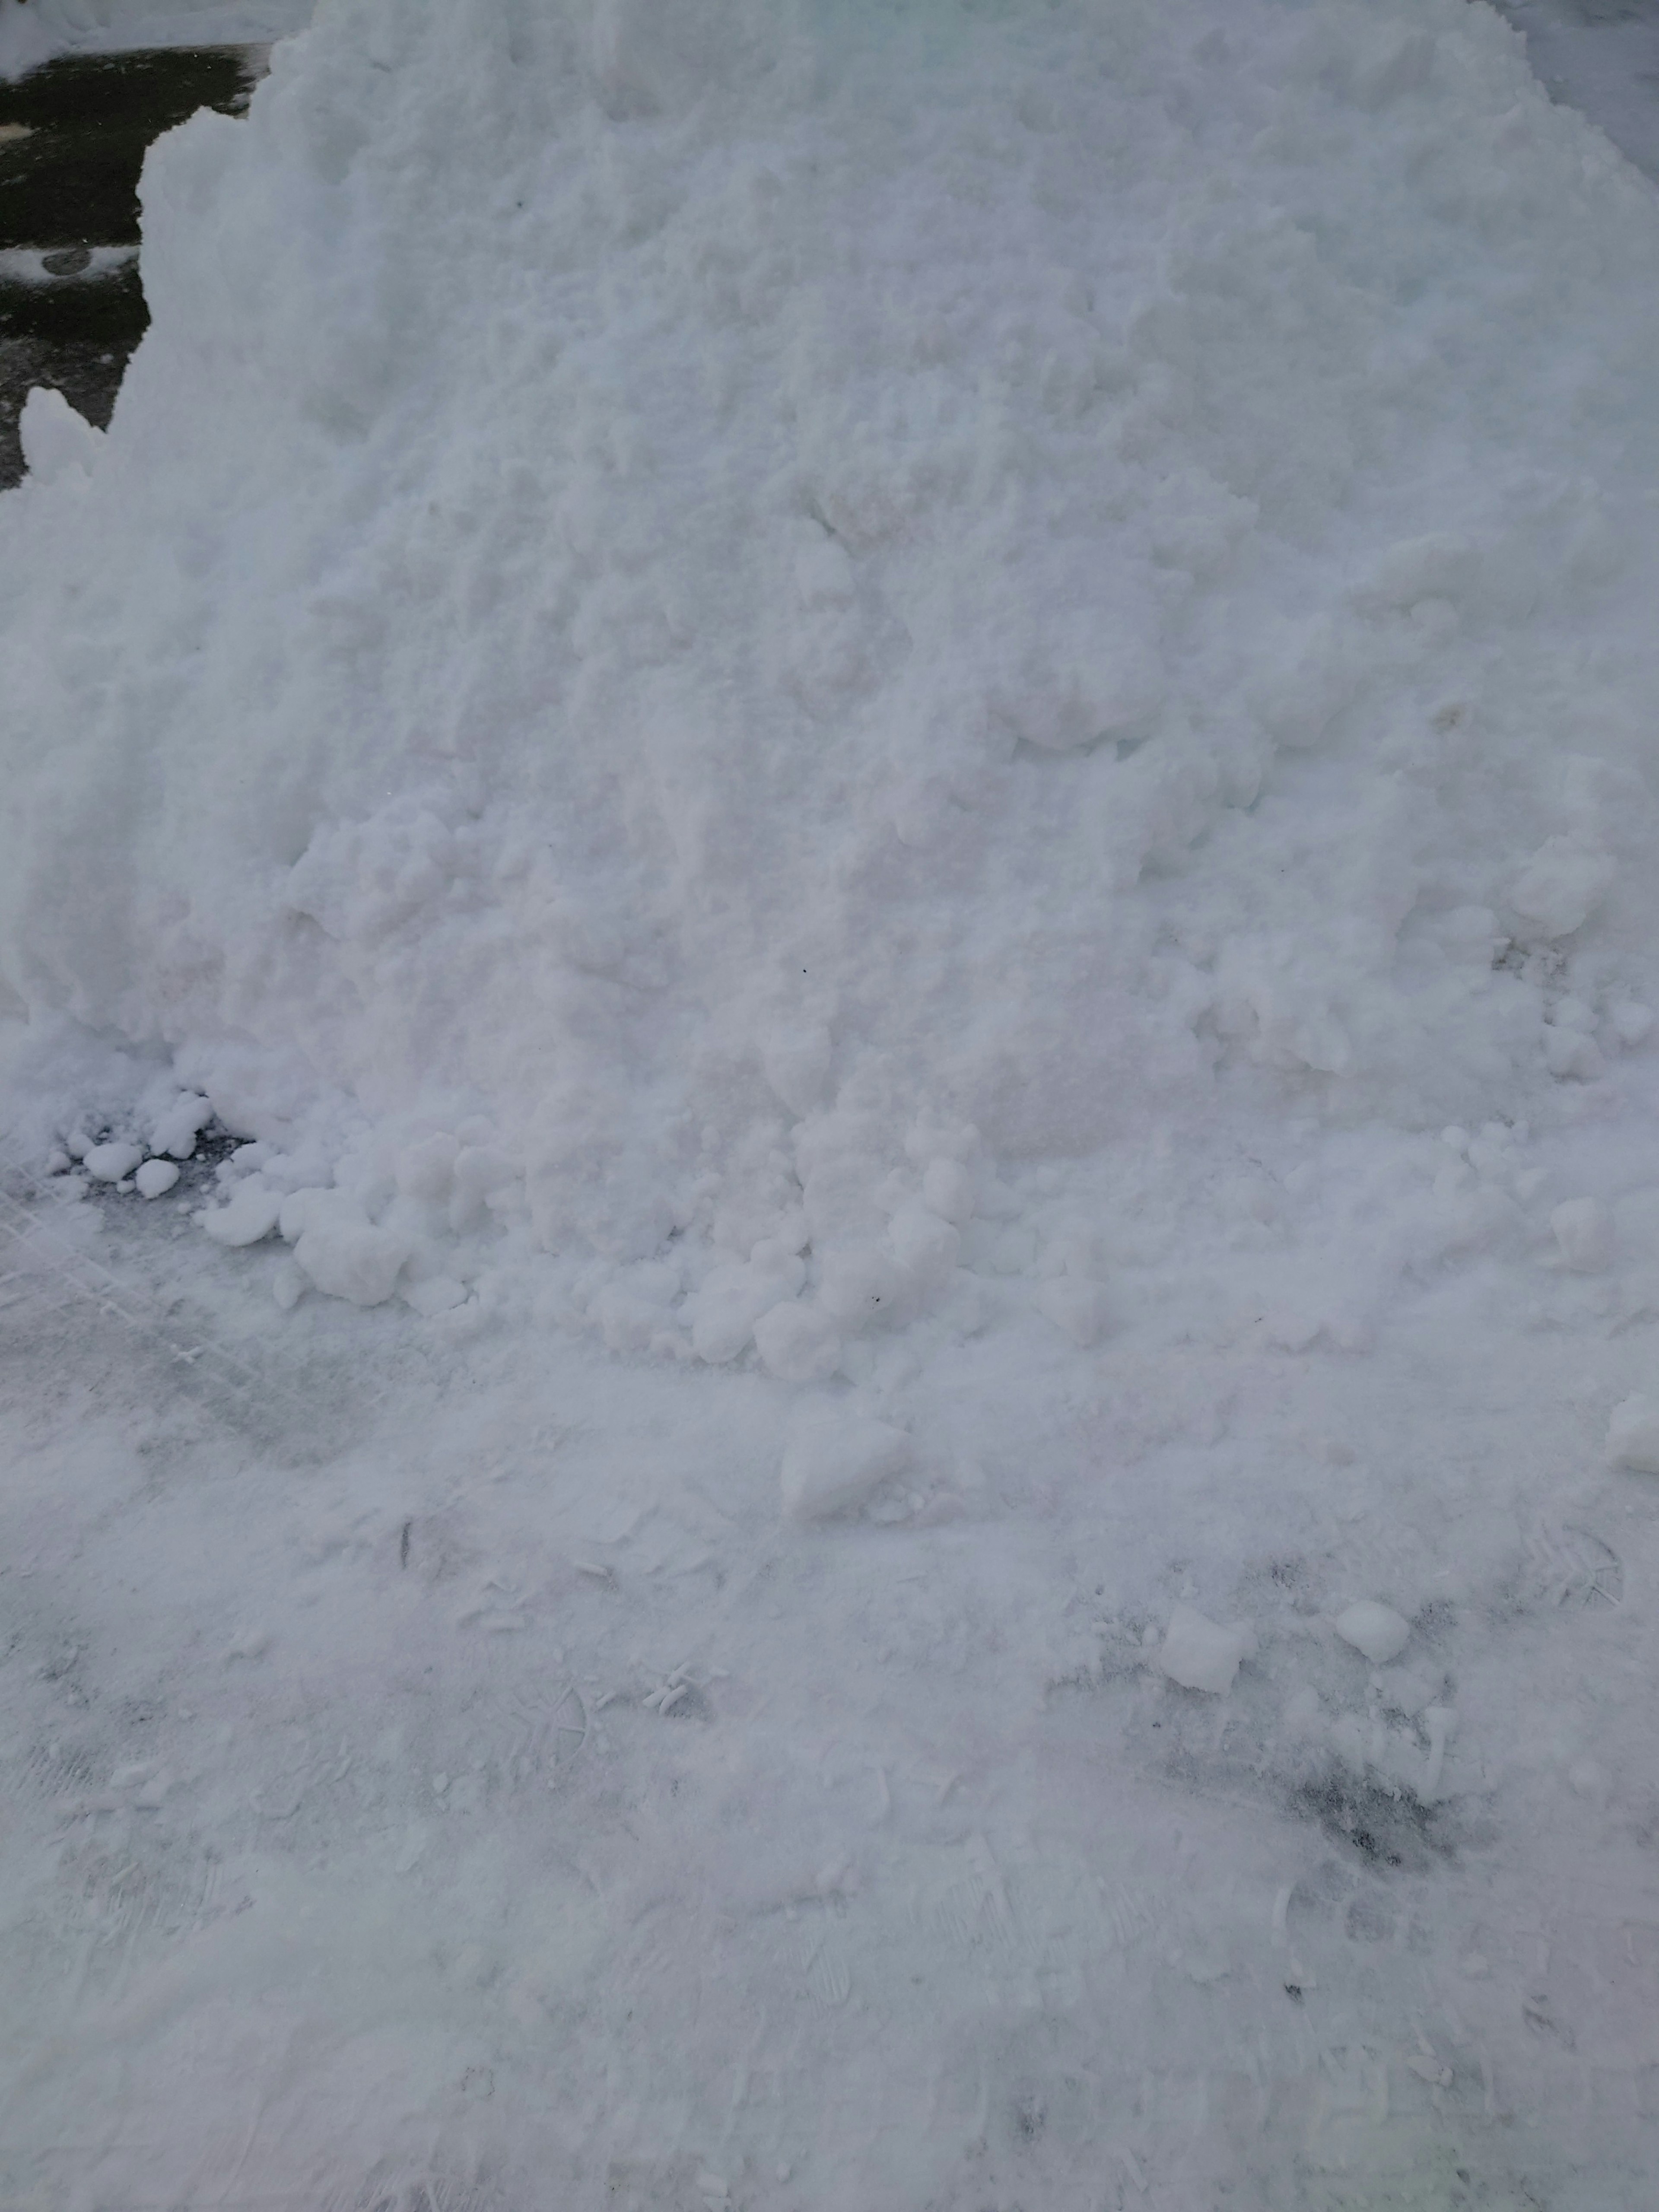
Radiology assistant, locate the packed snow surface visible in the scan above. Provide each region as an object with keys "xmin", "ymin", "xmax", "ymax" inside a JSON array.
[{"xmin": 6, "ymin": 0, "xmax": 1659, "ymax": 2202}]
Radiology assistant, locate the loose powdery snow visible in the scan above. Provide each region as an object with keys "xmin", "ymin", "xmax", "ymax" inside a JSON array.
[{"xmin": 5, "ymin": 0, "xmax": 1659, "ymax": 1395}]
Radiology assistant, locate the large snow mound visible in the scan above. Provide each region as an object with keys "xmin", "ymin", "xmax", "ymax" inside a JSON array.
[{"xmin": 4, "ymin": 0, "xmax": 1659, "ymax": 1373}]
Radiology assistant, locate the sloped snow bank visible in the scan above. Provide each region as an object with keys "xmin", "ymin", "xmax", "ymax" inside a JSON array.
[{"xmin": 4, "ymin": 0, "xmax": 1659, "ymax": 1387}]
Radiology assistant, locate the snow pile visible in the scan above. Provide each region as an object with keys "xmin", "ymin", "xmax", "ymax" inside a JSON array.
[{"xmin": 5, "ymin": 0, "xmax": 1659, "ymax": 1380}]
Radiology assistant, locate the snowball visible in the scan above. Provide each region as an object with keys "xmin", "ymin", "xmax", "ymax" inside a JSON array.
[
  {"xmin": 753, "ymin": 1300, "xmax": 842, "ymax": 1383},
  {"xmin": 1608, "ymin": 1395, "xmax": 1659, "ymax": 1474},
  {"xmin": 780, "ymin": 1415, "xmax": 911, "ymax": 1522},
  {"xmin": 84, "ymin": 1141, "xmax": 142, "ymax": 1183},
  {"xmin": 134, "ymin": 1158, "xmax": 180, "ymax": 1200},
  {"xmin": 1551, "ymin": 1197, "xmax": 1613, "ymax": 1272},
  {"xmin": 1158, "ymin": 1605, "xmax": 1246, "ymax": 1695},
  {"xmin": 203, "ymin": 1179, "xmax": 284, "ymax": 1247},
  {"xmin": 1334, "ymin": 1600, "xmax": 1411, "ymax": 1665},
  {"xmin": 1611, "ymin": 1002, "xmax": 1655, "ymax": 1048},
  {"xmin": 18, "ymin": 386, "xmax": 105, "ymax": 486},
  {"xmin": 1036, "ymin": 1276, "xmax": 1110, "ymax": 1348}
]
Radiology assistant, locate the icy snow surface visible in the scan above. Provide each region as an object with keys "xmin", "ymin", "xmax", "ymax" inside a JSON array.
[{"xmin": 6, "ymin": 0, "xmax": 1659, "ymax": 2201}]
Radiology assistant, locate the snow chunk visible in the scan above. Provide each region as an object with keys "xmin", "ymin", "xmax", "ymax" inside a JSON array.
[
  {"xmin": 134, "ymin": 1158, "xmax": 180, "ymax": 1200},
  {"xmin": 780, "ymin": 1414, "xmax": 911, "ymax": 1522},
  {"xmin": 19, "ymin": 387, "xmax": 105, "ymax": 486},
  {"xmin": 1335, "ymin": 1600, "xmax": 1411, "ymax": 1665},
  {"xmin": 1551, "ymin": 1197, "xmax": 1613, "ymax": 1272},
  {"xmin": 84, "ymin": 1140, "xmax": 142, "ymax": 1183},
  {"xmin": 286, "ymin": 1190, "xmax": 411, "ymax": 1307},
  {"xmin": 151, "ymin": 1093, "xmax": 213, "ymax": 1160},
  {"xmin": 887, "ymin": 1200, "xmax": 960, "ymax": 1286},
  {"xmin": 1545, "ymin": 1027, "xmax": 1605, "ymax": 1082},
  {"xmin": 397, "ymin": 1133, "xmax": 459, "ymax": 1202},
  {"xmin": 818, "ymin": 1242, "xmax": 909, "ymax": 1332},
  {"xmin": 592, "ymin": 1279, "xmax": 675, "ymax": 1355},
  {"xmin": 763, "ymin": 1026, "xmax": 832, "ymax": 1117},
  {"xmin": 922, "ymin": 1157, "xmax": 976, "ymax": 1226},
  {"xmin": 1608, "ymin": 1395, "xmax": 1659, "ymax": 1474},
  {"xmin": 753, "ymin": 1300, "xmax": 842, "ymax": 1383},
  {"xmin": 448, "ymin": 1147, "xmax": 518, "ymax": 1232},
  {"xmin": 1509, "ymin": 839, "xmax": 1614, "ymax": 942},
  {"xmin": 203, "ymin": 1179, "xmax": 283, "ymax": 1247},
  {"xmin": 691, "ymin": 1240, "xmax": 805, "ymax": 1363},
  {"xmin": 1158, "ymin": 1605, "xmax": 1246, "ymax": 1695}
]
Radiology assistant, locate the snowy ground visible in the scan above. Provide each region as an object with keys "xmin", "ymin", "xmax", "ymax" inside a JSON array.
[
  {"xmin": 9, "ymin": 1077, "xmax": 1659, "ymax": 2206},
  {"xmin": 6, "ymin": 1, "xmax": 1659, "ymax": 2206}
]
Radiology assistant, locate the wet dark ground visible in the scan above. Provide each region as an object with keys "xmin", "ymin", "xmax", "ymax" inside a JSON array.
[{"xmin": 0, "ymin": 44, "xmax": 260, "ymax": 487}]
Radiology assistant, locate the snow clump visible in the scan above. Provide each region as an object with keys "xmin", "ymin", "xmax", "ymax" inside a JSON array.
[{"xmin": 1334, "ymin": 1600, "xmax": 1413, "ymax": 1666}]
